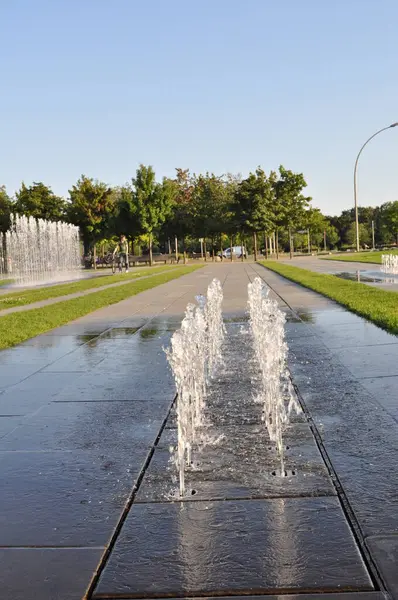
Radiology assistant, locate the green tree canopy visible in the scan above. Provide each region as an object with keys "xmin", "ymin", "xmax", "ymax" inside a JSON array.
[
  {"xmin": 15, "ymin": 182, "xmax": 66, "ymax": 221},
  {"xmin": 273, "ymin": 166, "xmax": 311, "ymax": 257},
  {"xmin": 67, "ymin": 175, "xmax": 116, "ymax": 256},
  {"xmin": 133, "ymin": 165, "xmax": 172, "ymax": 265},
  {"xmin": 233, "ymin": 167, "xmax": 275, "ymax": 259},
  {"xmin": 380, "ymin": 201, "xmax": 398, "ymax": 245},
  {"xmin": 192, "ymin": 173, "xmax": 230, "ymax": 246},
  {"xmin": 111, "ymin": 185, "xmax": 140, "ymax": 241},
  {"xmin": 0, "ymin": 186, "xmax": 12, "ymax": 233}
]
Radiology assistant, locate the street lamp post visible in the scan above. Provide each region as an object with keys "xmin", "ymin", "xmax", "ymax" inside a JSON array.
[{"xmin": 354, "ymin": 122, "xmax": 398, "ymax": 252}]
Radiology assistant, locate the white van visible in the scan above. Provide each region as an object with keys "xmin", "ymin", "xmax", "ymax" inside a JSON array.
[{"xmin": 220, "ymin": 246, "xmax": 246, "ymax": 259}]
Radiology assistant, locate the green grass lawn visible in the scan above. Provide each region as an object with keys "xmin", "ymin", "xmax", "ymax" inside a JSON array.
[
  {"xmin": 0, "ymin": 265, "xmax": 201, "ymax": 349},
  {"xmin": 320, "ymin": 250, "xmax": 398, "ymax": 265},
  {"xmin": 259, "ymin": 261, "xmax": 398, "ymax": 334},
  {"xmin": 0, "ymin": 279, "xmax": 13, "ymax": 287},
  {"xmin": 0, "ymin": 266, "xmax": 172, "ymax": 310}
]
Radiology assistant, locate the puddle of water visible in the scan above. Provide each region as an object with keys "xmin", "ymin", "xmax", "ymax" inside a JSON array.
[
  {"xmin": 293, "ymin": 310, "xmax": 315, "ymax": 323},
  {"xmin": 139, "ymin": 328, "xmax": 159, "ymax": 339},
  {"xmin": 77, "ymin": 334, "xmax": 101, "ymax": 343},
  {"xmin": 224, "ymin": 316, "xmax": 249, "ymax": 323},
  {"xmin": 335, "ymin": 271, "xmax": 398, "ymax": 284},
  {"xmin": 101, "ymin": 327, "xmax": 140, "ymax": 338}
]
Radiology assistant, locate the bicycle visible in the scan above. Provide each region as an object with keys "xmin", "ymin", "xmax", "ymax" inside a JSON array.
[{"xmin": 112, "ymin": 253, "xmax": 128, "ymax": 274}]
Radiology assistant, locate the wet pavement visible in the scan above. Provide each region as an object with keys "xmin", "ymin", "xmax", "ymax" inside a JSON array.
[
  {"xmin": 277, "ymin": 255, "xmax": 398, "ymax": 291},
  {"xmin": 1, "ymin": 262, "xmax": 398, "ymax": 599}
]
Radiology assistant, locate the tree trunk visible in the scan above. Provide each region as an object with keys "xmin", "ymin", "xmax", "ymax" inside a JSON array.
[
  {"xmin": 269, "ymin": 236, "xmax": 273, "ymax": 256},
  {"xmin": 241, "ymin": 232, "xmax": 244, "ymax": 262},
  {"xmin": 204, "ymin": 239, "xmax": 207, "ymax": 262},
  {"xmin": 175, "ymin": 236, "xmax": 178, "ymax": 262},
  {"xmin": 93, "ymin": 244, "xmax": 97, "ymax": 269},
  {"xmin": 263, "ymin": 231, "xmax": 268, "ymax": 259},
  {"xmin": 253, "ymin": 231, "xmax": 258, "ymax": 262},
  {"xmin": 307, "ymin": 230, "xmax": 311, "ymax": 254},
  {"xmin": 168, "ymin": 238, "xmax": 171, "ymax": 255},
  {"xmin": 220, "ymin": 233, "xmax": 223, "ymax": 261},
  {"xmin": 289, "ymin": 228, "xmax": 293, "ymax": 259},
  {"xmin": 230, "ymin": 235, "xmax": 233, "ymax": 261},
  {"xmin": 149, "ymin": 233, "xmax": 153, "ymax": 266},
  {"xmin": 324, "ymin": 230, "xmax": 327, "ymax": 251},
  {"xmin": 183, "ymin": 237, "xmax": 187, "ymax": 264},
  {"xmin": 211, "ymin": 237, "xmax": 215, "ymax": 261},
  {"xmin": 276, "ymin": 229, "xmax": 279, "ymax": 260},
  {"xmin": 200, "ymin": 239, "xmax": 203, "ymax": 259},
  {"xmin": 2, "ymin": 234, "xmax": 8, "ymax": 274}
]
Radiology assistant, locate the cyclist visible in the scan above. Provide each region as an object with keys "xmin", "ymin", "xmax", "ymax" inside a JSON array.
[{"xmin": 112, "ymin": 235, "xmax": 129, "ymax": 273}]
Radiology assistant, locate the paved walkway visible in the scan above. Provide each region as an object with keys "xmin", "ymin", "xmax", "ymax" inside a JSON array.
[
  {"xmin": 277, "ymin": 255, "xmax": 398, "ymax": 290},
  {"xmin": 0, "ymin": 263, "xmax": 397, "ymax": 599},
  {"xmin": 0, "ymin": 267, "xmax": 173, "ymax": 316}
]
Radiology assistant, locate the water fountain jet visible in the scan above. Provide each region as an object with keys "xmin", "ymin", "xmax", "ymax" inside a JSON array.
[
  {"xmin": 0, "ymin": 215, "xmax": 81, "ymax": 286},
  {"xmin": 248, "ymin": 277, "xmax": 301, "ymax": 476},
  {"xmin": 166, "ymin": 279, "xmax": 225, "ymax": 496},
  {"xmin": 381, "ymin": 254, "xmax": 398, "ymax": 274}
]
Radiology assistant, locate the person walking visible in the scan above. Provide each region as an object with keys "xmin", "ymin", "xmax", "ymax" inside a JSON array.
[{"xmin": 112, "ymin": 235, "xmax": 129, "ymax": 273}]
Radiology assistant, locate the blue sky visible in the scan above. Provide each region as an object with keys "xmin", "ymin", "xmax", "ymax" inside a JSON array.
[{"xmin": 1, "ymin": 0, "xmax": 397, "ymax": 215}]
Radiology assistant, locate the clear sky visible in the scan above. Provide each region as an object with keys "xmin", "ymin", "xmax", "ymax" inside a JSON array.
[{"xmin": 1, "ymin": 0, "xmax": 397, "ymax": 216}]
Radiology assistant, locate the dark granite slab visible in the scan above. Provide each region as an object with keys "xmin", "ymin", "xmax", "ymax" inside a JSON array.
[
  {"xmin": 289, "ymin": 340, "xmax": 398, "ymax": 537},
  {"xmin": 0, "ymin": 415, "xmax": 22, "ymax": 438},
  {"xmin": 0, "ymin": 547, "xmax": 103, "ymax": 600},
  {"xmin": 366, "ymin": 536, "xmax": 398, "ymax": 599},
  {"xmin": 112, "ymin": 595, "xmax": 388, "ymax": 600},
  {"xmin": 136, "ymin": 422, "xmax": 335, "ymax": 502},
  {"xmin": 0, "ymin": 448, "xmax": 150, "ymax": 546},
  {"xmin": 331, "ymin": 345, "xmax": 398, "ymax": 379},
  {"xmin": 0, "ymin": 401, "xmax": 164, "ymax": 451},
  {"xmin": 0, "ymin": 372, "xmax": 82, "ymax": 416},
  {"xmin": 94, "ymin": 497, "xmax": 373, "ymax": 597}
]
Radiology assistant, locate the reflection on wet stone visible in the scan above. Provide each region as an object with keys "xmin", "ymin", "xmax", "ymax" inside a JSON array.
[
  {"xmin": 94, "ymin": 498, "xmax": 373, "ymax": 597},
  {"xmin": 4, "ymin": 263, "xmax": 398, "ymax": 598}
]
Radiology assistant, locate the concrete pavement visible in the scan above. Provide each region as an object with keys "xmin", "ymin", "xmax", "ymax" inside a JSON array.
[
  {"xmin": 276, "ymin": 255, "xmax": 398, "ymax": 290},
  {"xmin": 0, "ymin": 262, "xmax": 397, "ymax": 599}
]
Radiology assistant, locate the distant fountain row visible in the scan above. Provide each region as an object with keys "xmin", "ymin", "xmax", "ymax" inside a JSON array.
[
  {"xmin": 381, "ymin": 254, "xmax": 398, "ymax": 274},
  {"xmin": 0, "ymin": 215, "xmax": 82, "ymax": 286},
  {"xmin": 166, "ymin": 277, "xmax": 300, "ymax": 496}
]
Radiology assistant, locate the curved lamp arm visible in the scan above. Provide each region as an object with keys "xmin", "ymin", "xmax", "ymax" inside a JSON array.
[{"xmin": 354, "ymin": 122, "xmax": 398, "ymax": 252}]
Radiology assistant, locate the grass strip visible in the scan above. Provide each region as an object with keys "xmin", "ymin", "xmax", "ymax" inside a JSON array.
[
  {"xmin": 320, "ymin": 250, "xmax": 398, "ymax": 265},
  {"xmin": 0, "ymin": 266, "xmax": 202, "ymax": 349},
  {"xmin": 0, "ymin": 266, "xmax": 172, "ymax": 309},
  {"xmin": 259, "ymin": 261, "xmax": 398, "ymax": 334},
  {"xmin": 0, "ymin": 279, "xmax": 13, "ymax": 287}
]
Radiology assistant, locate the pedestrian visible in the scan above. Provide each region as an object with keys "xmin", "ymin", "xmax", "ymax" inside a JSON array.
[{"xmin": 113, "ymin": 235, "xmax": 129, "ymax": 273}]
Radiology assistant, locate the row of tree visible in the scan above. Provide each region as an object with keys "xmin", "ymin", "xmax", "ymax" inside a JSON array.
[{"xmin": 1, "ymin": 166, "xmax": 398, "ymax": 265}]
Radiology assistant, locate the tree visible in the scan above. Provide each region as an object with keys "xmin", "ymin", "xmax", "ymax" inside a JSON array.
[
  {"xmin": 0, "ymin": 186, "xmax": 12, "ymax": 274},
  {"xmin": 233, "ymin": 167, "xmax": 275, "ymax": 261},
  {"xmin": 273, "ymin": 166, "xmax": 311, "ymax": 258},
  {"xmin": 192, "ymin": 173, "xmax": 231, "ymax": 259},
  {"xmin": 112, "ymin": 185, "xmax": 141, "ymax": 244},
  {"xmin": 67, "ymin": 175, "xmax": 116, "ymax": 264},
  {"xmin": 133, "ymin": 165, "xmax": 171, "ymax": 266},
  {"xmin": 0, "ymin": 186, "xmax": 12, "ymax": 233},
  {"xmin": 160, "ymin": 169, "xmax": 194, "ymax": 259},
  {"xmin": 380, "ymin": 201, "xmax": 398, "ymax": 245},
  {"xmin": 15, "ymin": 182, "xmax": 66, "ymax": 221},
  {"xmin": 345, "ymin": 222, "xmax": 371, "ymax": 247},
  {"xmin": 304, "ymin": 208, "xmax": 328, "ymax": 251},
  {"xmin": 325, "ymin": 223, "xmax": 339, "ymax": 249}
]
